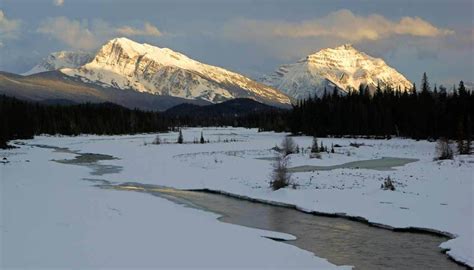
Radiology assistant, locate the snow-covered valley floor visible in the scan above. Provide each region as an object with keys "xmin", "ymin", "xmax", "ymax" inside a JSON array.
[{"xmin": 1, "ymin": 127, "xmax": 473, "ymax": 268}]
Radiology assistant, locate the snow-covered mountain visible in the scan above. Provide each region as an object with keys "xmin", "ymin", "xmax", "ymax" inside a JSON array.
[
  {"xmin": 23, "ymin": 51, "xmax": 93, "ymax": 76},
  {"xmin": 61, "ymin": 38, "xmax": 291, "ymax": 105},
  {"xmin": 262, "ymin": 44, "xmax": 413, "ymax": 99}
]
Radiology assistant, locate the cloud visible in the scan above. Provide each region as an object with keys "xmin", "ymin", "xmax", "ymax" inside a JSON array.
[
  {"xmin": 224, "ymin": 9, "xmax": 454, "ymax": 42},
  {"xmin": 394, "ymin": 16, "xmax": 454, "ymax": 37},
  {"xmin": 0, "ymin": 10, "xmax": 21, "ymax": 41},
  {"xmin": 116, "ymin": 22, "xmax": 162, "ymax": 37},
  {"xmin": 53, "ymin": 0, "xmax": 64, "ymax": 6},
  {"xmin": 37, "ymin": 17, "xmax": 99, "ymax": 50},
  {"xmin": 37, "ymin": 17, "xmax": 164, "ymax": 50}
]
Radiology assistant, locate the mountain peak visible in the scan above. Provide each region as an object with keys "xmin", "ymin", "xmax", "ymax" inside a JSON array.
[
  {"xmin": 60, "ymin": 37, "xmax": 291, "ymax": 106},
  {"xmin": 109, "ymin": 36, "xmax": 134, "ymax": 44},
  {"xmin": 335, "ymin": 43, "xmax": 355, "ymax": 50},
  {"xmin": 94, "ymin": 37, "xmax": 194, "ymax": 69},
  {"xmin": 107, "ymin": 37, "xmax": 156, "ymax": 52},
  {"xmin": 262, "ymin": 45, "xmax": 412, "ymax": 100},
  {"xmin": 305, "ymin": 44, "xmax": 366, "ymax": 63}
]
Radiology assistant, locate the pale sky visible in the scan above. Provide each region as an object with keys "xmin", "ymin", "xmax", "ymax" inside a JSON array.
[{"xmin": 1, "ymin": 0, "xmax": 473, "ymax": 86}]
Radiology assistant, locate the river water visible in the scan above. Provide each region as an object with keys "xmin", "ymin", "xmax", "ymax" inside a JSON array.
[
  {"xmin": 47, "ymin": 146, "xmax": 464, "ymax": 270},
  {"xmin": 103, "ymin": 182, "xmax": 463, "ymax": 270}
]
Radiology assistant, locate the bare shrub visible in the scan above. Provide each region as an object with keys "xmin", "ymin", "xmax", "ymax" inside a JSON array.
[
  {"xmin": 281, "ymin": 136, "xmax": 296, "ymax": 156},
  {"xmin": 350, "ymin": 142, "xmax": 364, "ymax": 148},
  {"xmin": 435, "ymin": 138, "xmax": 453, "ymax": 160},
  {"xmin": 381, "ymin": 176, "xmax": 395, "ymax": 191},
  {"xmin": 152, "ymin": 134, "xmax": 161, "ymax": 145},
  {"xmin": 271, "ymin": 145, "xmax": 281, "ymax": 152},
  {"xmin": 270, "ymin": 154, "xmax": 291, "ymax": 190}
]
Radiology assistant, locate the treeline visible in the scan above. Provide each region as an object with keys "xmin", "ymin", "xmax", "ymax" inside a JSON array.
[
  {"xmin": 167, "ymin": 110, "xmax": 288, "ymax": 132},
  {"xmin": 1, "ymin": 74, "xmax": 472, "ymax": 148},
  {"xmin": 0, "ymin": 95, "xmax": 169, "ymax": 148},
  {"xmin": 289, "ymin": 75, "xmax": 473, "ymax": 140}
]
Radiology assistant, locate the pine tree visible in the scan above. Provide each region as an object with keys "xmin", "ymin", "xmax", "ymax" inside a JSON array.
[
  {"xmin": 200, "ymin": 131, "xmax": 205, "ymax": 144},
  {"xmin": 311, "ymin": 137, "xmax": 319, "ymax": 153},
  {"xmin": 364, "ymin": 85, "xmax": 370, "ymax": 97},
  {"xmin": 358, "ymin": 83, "xmax": 365, "ymax": 96},
  {"xmin": 332, "ymin": 86, "xmax": 339, "ymax": 98},
  {"xmin": 375, "ymin": 80, "xmax": 382, "ymax": 96},
  {"xmin": 458, "ymin": 81, "xmax": 467, "ymax": 97},
  {"xmin": 466, "ymin": 116, "xmax": 472, "ymax": 155},
  {"xmin": 421, "ymin": 72, "xmax": 430, "ymax": 93},
  {"xmin": 457, "ymin": 120, "xmax": 466, "ymax": 154},
  {"xmin": 177, "ymin": 129, "xmax": 184, "ymax": 144}
]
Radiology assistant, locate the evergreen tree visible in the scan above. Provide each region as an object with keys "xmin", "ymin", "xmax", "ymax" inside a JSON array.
[
  {"xmin": 311, "ymin": 137, "xmax": 319, "ymax": 153},
  {"xmin": 286, "ymin": 79, "xmax": 472, "ymax": 141},
  {"xmin": 457, "ymin": 120, "xmax": 466, "ymax": 154},
  {"xmin": 412, "ymin": 83, "xmax": 417, "ymax": 94},
  {"xmin": 466, "ymin": 115, "xmax": 472, "ymax": 155},
  {"xmin": 200, "ymin": 131, "xmax": 205, "ymax": 144},
  {"xmin": 177, "ymin": 129, "xmax": 184, "ymax": 144},
  {"xmin": 332, "ymin": 86, "xmax": 338, "ymax": 97},
  {"xmin": 358, "ymin": 84, "xmax": 365, "ymax": 96},
  {"xmin": 375, "ymin": 81, "xmax": 382, "ymax": 96},
  {"xmin": 458, "ymin": 81, "xmax": 467, "ymax": 97},
  {"xmin": 421, "ymin": 72, "xmax": 431, "ymax": 93}
]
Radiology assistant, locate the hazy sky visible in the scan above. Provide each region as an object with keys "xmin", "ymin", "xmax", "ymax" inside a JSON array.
[{"xmin": 1, "ymin": 0, "xmax": 472, "ymax": 86}]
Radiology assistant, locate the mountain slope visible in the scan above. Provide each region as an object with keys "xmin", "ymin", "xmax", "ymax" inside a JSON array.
[
  {"xmin": 61, "ymin": 37, "xmax": 291, "ymax": 106},
  {"xmin": 23, "ymin": 51, "xmax": 93, "ymax": 76},
  {"xmin": 262, "ymin": 44, "xmax": 412, "ymax": 99},
  {"xmin": 0, "ymin": 71, "xmax": 209, "ymax": 111},
  {"xmin": 164, "ymin": 98, "xmax": 281, "ymax": 118}
]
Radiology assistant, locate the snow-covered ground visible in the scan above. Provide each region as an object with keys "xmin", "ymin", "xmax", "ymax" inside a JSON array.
[
  {"xmin": 0, "ymin": 137, "xmax": 345, "ymax": 269},
  {"xmin": 1, "ymin": 127, "xmax": 473, "ymax": 268}
]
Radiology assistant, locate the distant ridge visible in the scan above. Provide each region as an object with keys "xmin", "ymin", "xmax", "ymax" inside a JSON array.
[
  {"xmin": 0, "ymin": 71, "xmax": 209, "ymax": 111},
  {"xmin": 164, "ymin": 98, "xmax": 283, "ymax": 118},
  {"xmin": 22, "ymin": 51, "xmax": 92, "ymax": 76}
]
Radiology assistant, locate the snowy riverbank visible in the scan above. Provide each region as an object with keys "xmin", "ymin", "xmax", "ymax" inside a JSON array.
[
  {"xmin": 2, "ymin": 127, "xmax": 473, "ymax": 268},
  {"xmin": 1, "ymin": 139, "xmax": 345, "ymax": 269}
]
